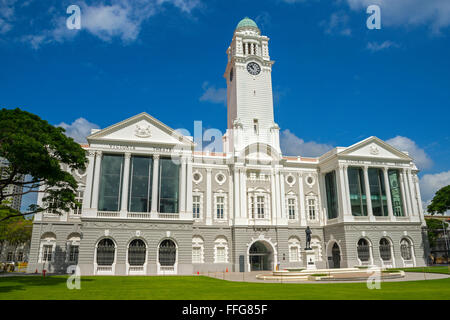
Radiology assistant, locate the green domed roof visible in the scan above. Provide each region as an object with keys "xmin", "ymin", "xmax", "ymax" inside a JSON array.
[{"xmin": 236, "ymin": 17, "xmax": 259, "ymax": 29}]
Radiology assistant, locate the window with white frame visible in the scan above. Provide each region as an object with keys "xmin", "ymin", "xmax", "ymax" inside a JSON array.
[
  {"xmin": 42, "ymin": 245, "xmax": 53, "ymax": 262},
  {"xmin": 217, "ymin": 197, "xmax": 224, "ymax": 219},
  {"xmin": 214, "ymin": 193, "xmax": 227, "ymax": 220},
  {"xmin": 311, "ymin": 236, "xmax": 322, "ymax": 261},
  {"xmin": 69, "ymin": 245, "xmax": 79, "ymax": 263},
  {"xmin": 257, "ymin": 196, "xmax": 265, "ymax": 219},
  {"xmin": 306, "ymin": 196, "xmax": 318, "ymax": 220},
  {"xmin": 288, "ymin": 237, "xmax": 301, "ymax": 262},
  {"xmin": 286, "ymin": 196, "xmax": 297, "ymax": 220},
  {"xmin": 248, "ymin": 190, "xmax": 270, "ymax": 220},
  {"xmin": 192, "ymin": 236, "xmax": 204, "ymax": 264},
  {"xmin": 193, "ymin": 195, "xmax": 201, "ymax": 219},
  {"xmin": 73, "ymin": 190, "xmax": 83, "ymax": 215},
  {"xmin": 214, "ymin": 237, "xmax": 228, "ymax": 263}
]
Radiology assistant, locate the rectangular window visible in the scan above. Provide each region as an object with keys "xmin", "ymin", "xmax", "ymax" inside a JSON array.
[
  {"xmin": 388, "ymin": 169, "xmax": 405, "ymax": 217},
  {"xmin": 159, "ymin": 158, "xmax": 180, "ymax": 213},
  {"xmin": 216, "ymin": 247, "xmax": 226, "ymax": 263},
  {"xmin": 253, "ymin": 119, "xmax": 259, "ymax": 135},
  {"xmin": 73, "ymin": 191, "xmax": 83, "ymax": 215},
  {"xmin": 289, "ymin": 247, "xmax": 298, "ymax": 262},
  {"xmin": 69, "ymin": 245, "xmax": 79, "ymax": 263},
  {"xmin": 7, "ymin": 252, "xmax": 13, "ymax": 261},
  {"xmin": 216, "ymin": 196, "xmax": 224, "ymax": 219},
  {"xmin": 193, "ymin": 196, "xmax": 201, "ymax": 219},
  {"xmin": 17, "ymin": 252, "xmax": 23, "ymax": 262},
  {"xmin": 98, "ymin": 154, "xmax": 124, "ymax": 212},
  {"xmin": 325, "ymin": 171, "xmax": 339, "ymax": 219},
  {"xmin": 128, "ymin": 156, "xmax": 153, "ymax": 213},
  {"xmin": 308, "ymin": 199, "xmax": 316, "ymax": 220},
  {"xmin": 288, "ymin": 198, "xmax": 296, "ymax": 220},
  {"xmin": 42, "ymin": 245, "xmax": 53, "ymax": 262},
  {"xmin": 348, "ymin": 167, "xmax": 368, "ymax": 216},
  {"xmin": 257, "ymin": 196, "xmax": 265, "ymax": 219},
  {"xmin": 192, "ymin": 247, "xmax": 202, "ymax": 263},
  {"xmin": 368, "ymin": 168, "xmax": 388, "ymax": 216}
]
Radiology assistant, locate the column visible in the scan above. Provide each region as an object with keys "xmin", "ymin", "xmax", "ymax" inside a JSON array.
[
  {"xmin": 206, "ymin": 168, "xmax": 212, "ymax": 225},
  {"xmin": 298, "ymin": 173, "xmax": 307, "ymax": 226},
  {"xmin": 399, "ymin": 169, "xmax": 409, "ymax": 216},
  {"xmin": 413, "ymin": 173, "xmax": 425, "ymax": 221},
  {"xmin": 270, "ymin": 169, "xmax": 277, "ymax": 225},
  {"xmin": 274, "ymin": 169, "xmax": 281, "ymax": 222},
  {"xmin": 363, "ymin": 166, "xmax": 373, "ymax": 217},
  {"xmin": 120, "ymin": 153, "xmax": 131, "ymax": 216},
  {"xmin": 91, "ymin": 151, "xmax": 102, "ymax": 210},
  {"xmin": 279, "ymin": 172, "xmax": 286, "ymax": 219},
  {"xmin": 407, "ymin": 169, "xmax": 418, "ymax": 216},
  {"xmin": 319, "ymin": 173, "xmax": 327, "ymax": 223},
  {"xmin": 186, "ymin": 159, "xmax": 193, "ymax": 214},
  {"xmin": 233, "ymin": 167, "xmax": 240, "ymax": 222},
  {"xmin": 240, "ymin": 168, "xmax": 247, "ymax": 220},
  {"xmin": 82, "ymin": 151, "xmax": 96, "ymax": 210},
  {"xmin": 151, "ymin": 155, "xmax": 160, "ymax": 213},
  {"xmin": 338, "ymin": 165, "xmax": 349, "ymax": 217},
  {"xmin": 401, "ymin": 169, "xmax": 412, "ymax": 216},
  {"xmin": 343, "ymin": 165, "xmax": 352, "ymax": 217},
  {"xmin": 383, "ymin": 167, "xmax": 394, "ymax": 217},
  {"xmin": 179, "ymin": 158, "xmax": 187, "ymax": 213}
]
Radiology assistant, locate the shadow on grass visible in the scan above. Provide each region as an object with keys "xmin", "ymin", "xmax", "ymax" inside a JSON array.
[{"xmin": 0, "ymin": 276, "xmax": 94, "ymax": 295}]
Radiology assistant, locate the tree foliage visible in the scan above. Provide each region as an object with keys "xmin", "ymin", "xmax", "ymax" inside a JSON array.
[
  {"xmin": 0, "ymin": 108, "xmax": 87, "ymax": 221},
  {"xmin": 0, "ymin": 205, "xmax": 32, "ymax": 248},
  {"xmin": 426, "ymin": 218, "xmax": 449, "ymax": 248},
  {"xmin": 427, "ymin": 185, "xmax": 450, "ymax": 215}
]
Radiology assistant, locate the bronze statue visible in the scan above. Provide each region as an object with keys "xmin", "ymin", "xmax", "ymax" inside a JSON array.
[{"xmin": 305, "ymin": 226, "xmax": 312, "ymax": 250}]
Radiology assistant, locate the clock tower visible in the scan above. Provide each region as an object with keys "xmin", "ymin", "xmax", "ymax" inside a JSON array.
[{"xmin": 223, "ymin": 17, "xmax": 281, "ymax": 155}]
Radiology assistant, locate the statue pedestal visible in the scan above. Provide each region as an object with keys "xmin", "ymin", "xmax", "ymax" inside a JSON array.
[{"xmin": 303, "ymin": 249, "xmax": 317, "ymax": 270}]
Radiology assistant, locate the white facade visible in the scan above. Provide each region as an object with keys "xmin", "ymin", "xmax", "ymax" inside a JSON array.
[{"xmin": 27, "ymin": 18, "xmax": 428, "ymax": 275}]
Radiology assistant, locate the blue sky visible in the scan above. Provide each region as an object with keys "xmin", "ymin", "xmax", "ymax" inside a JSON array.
[{"xmin": 0, "ymin": 0, "xmax": 449, "ymax": 211}]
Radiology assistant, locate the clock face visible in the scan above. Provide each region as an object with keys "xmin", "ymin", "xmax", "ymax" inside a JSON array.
[{"xmin": 247, "ymin": 62, "xmax": 261, "ymax": 75}]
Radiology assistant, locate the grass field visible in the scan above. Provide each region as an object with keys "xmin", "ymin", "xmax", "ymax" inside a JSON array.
[
  {"xmin": 0, "ymin": 272, "xmax": 450, "ymax": 300},
  {"xmin": 389, "ymin": 266, "xmax": 450, "ymax": 275}
]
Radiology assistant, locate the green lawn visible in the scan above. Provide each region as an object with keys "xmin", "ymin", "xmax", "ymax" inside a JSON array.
[
  {"xmin": 389, "ymin": 266, "xmax": 450, "ymax": 275},
  {"xmin": 1, "ymin": 275, "xmax": 450, "ymax": 300}
]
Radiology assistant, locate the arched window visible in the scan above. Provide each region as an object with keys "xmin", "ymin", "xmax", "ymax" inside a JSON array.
[
  {"xmin": 379, "ymin": 238, "xmax": 392, "ymax": 261},
  {"xmin": 311, "ymin": 236, "xmax": 322, "ymax": 261},
  {"xmin": 128, "ymin": 239, "xmax": 146, "ymax": 266},
  {"xmin": 214, "ymin": 237, "xmax": 229, "ymax": 263},
  {"xmin": 159, "ymin": 240, "xmax": 177, "ymax": 267},
  {"xmin": 192, "ymin": 236, "xmax": 204, "ymax": 264},
  {"xmin": 400, "ymin": 238, "xmax": 412, "ymax": 260},
  {"xmin": 357, "ymin": 239, "xmax": 370, "ymax": 262},
  {"xmin": 96, "ymin": 239, "xmax": 115, "ymax": 266},
  {"xmin": 67, "ymin": 234, "xmax": 81, "ymax": 264}
]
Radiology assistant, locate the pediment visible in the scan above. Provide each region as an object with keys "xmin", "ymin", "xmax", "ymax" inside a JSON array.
[
  {"xmin": 339, "ymin": 137, "xmax": 411, "ymax": 161},
  {"xmin": 87, "ymin": 112, "xmax": 194, "ymax": 147}
]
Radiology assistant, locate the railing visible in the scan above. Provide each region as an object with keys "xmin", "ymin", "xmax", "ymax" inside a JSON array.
[
  {"xmin": 158, "ymin": 213, "xmax": 179, "ymax": 220},
  {"xmin": 160, "ymin": 266, "xmax": 175, "ymax": 272},
  {"xmin": 97, "ymin": 211, "xmax": 120, "ymax": 218},
  {"xmin": 129, "ymin": 266, "xmax": 144, "ymax": 273},
  {"xmin": 127, "ymin": 213, "xmax": 151, "ymax": 219},
  {"xmin": 97, "ymin": 266, "xmax": 113, "ymax": 273}
]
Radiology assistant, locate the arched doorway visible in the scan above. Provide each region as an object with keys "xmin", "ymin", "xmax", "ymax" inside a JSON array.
[
  {"xmin": 249, "ymin": 241, "xmax": 273, "ymax": 271},
  {"xmin": 158, "ymin": 239, "xmax": 177, "ymax": 273},
  {"xmin": 331, "ymin": 243, "xmax": 341, "ymax": 269}
]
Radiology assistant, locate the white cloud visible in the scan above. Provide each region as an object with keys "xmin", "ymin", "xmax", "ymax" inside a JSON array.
[
  {"xmin": 57, "ymin": 118, "xmax": 100, "ymax": 143},
  {"xmin": 280, "ymin": 129, "xmax": 333, "ymax": 157},
  {"xmin": 345, "ymin": 0, "xmax": 450, "ymax": 33},
  {"xmin": 386, "ymin": 136, "xmax": 433, "ymax": 170},
  {"xmin": 366, "ymin": 40, "xmax": 400, "ymax": 52},
  {"xmin": 419, "ymin": 171, "xmax": 450, "ymax": 213},
  {"xmin": 0, "ymin": 0, "xmax": 17, "ymax": 34},
  {"xmin": 199, "ymin": 82, "xmax": 227, "ymax": 105},
  {"xmin": 15, "ymin": 0, "xmax": 202, "ymax": 49},
  {"xmin": 319, "ymin": 11, "xmax": 352, "ymax": 36}
]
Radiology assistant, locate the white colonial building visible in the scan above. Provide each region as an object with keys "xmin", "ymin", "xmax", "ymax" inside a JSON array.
[{"xmin": 27, "ymin": 18, "xmax": 428, "ymax": 275}]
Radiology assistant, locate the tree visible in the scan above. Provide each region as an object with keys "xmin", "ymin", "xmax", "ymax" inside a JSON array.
[
  {"xmin": 0, "ymin": 206, "xmax": 32, "ymax": 259},
  {"xmin": 0, "ymin": 108, "xmax": 87, "ymax": 222},
  {"xmin": 426, "ymin": 218, "xmax": 449, "ymax": 248},
  {"xmin": 427, "ymin": 185, "xmax": 450, "ymax": 215}
]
